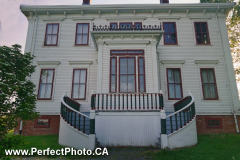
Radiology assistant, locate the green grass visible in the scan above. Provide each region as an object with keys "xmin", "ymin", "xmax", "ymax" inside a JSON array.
[
  {"xmin": 6, "ymin": 133, "xmax": 240, "ymax": 159},
  {"xmin": 148, "ymin": 133, "xmax": 240, "ymax": 160}
]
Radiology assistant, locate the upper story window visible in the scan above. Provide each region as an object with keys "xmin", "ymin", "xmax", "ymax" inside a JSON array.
[
  {"xmin": 110, "ymin": 50, "xmax": 145, "ymax": 93},
  {"xmin": 38, "ymin": 69, "xmax": 55, "ymax": 100},
  {"xmin": 71, "ymin": 69, "xmax": 87, "ymax": 100},
  {"xmin": 120, "ymin": 22, "xmax": 132, "ymax": 30},
  {"xmin": 200, "ymin": 68, "xmax": 218, "ymax": 100},
  {"xmin": 166, "ymin": 68, "xmax": 183, "ymax": 100},
  {"xmin": 163, "ymin": 22, "xmax": 178, "ymax": 45},
  {"xmin": 194, "ymin": 22, "xmax": 210, "ymax": 45},
  {"xmin": 44, "ymin": 24, "xmax": 59, "ymax": 46},
  {"xmin": 75, "ymin": 23, "xmax": 89, "ymax": 45},
  {"xmin": 110, "ymin": 23, "xmax": 117, "ymax": 30},
  {"xmin": 110, "ymin": 22, "xmax": 142, "ymax": 30}
]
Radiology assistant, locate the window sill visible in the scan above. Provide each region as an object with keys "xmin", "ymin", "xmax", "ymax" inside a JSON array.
[
  {"xmin": 201, "ymin": 99, "xmax": 220, "ymax": 102},
  {"xmin": 162, "ymin": 45, "xmax": 180, "ymax": 47},
  {"xmin": 195, "ymin": 44, "xmax": 213, "ymax": 46},
  {"xmin": 73, "ymin": 45, "xmax": 89, "ymax": 47},
  {"xmin": 42, "ymin": 45, "xmax": 59, "ymax": 47},
  {"xmin": 37, "ymin": 99, "xmax": 54, "ymax": 102}
]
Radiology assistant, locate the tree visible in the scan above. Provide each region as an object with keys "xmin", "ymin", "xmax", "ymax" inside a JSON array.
[
  {"xmin": 0, "ymin": 44, "xmax": 39, "ymax": 158},
  {"xmin": 200, "ymin": 0, "xmax": 240, "ymax": 94}
]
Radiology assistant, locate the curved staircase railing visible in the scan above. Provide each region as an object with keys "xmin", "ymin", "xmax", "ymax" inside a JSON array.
[
  {"xmin": 160, "ymin": 91, "xmax": 197, "ymax": 149},
  {"xmin": 59, "ymin": 94, "xmax": 96, "ymax": 150}
]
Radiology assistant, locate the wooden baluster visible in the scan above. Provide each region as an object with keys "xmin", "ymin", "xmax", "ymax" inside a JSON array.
[
  {"xmin": 106, "ymin": 94, "xmax": 108, "ymax": 110},
  {"xmin": 74, "ymin": 112, "xmax": 76, "ymax": 128},
  {"xmin": 180, "ymin": 112, "xmax": 182, "ymax": 128},
  {"xmin": 114, "ymin": 94, "xmax": 116, "ymax": 110},
  {"xmin": 83, "ymin": 116, "xmax": 86, "ymax": 133},
  {"xmin": 143, "ymin": 94, "xmax": 145, "ymax": 110},
  {"xmin": 118, "ymin": 94, "xmax": 120, "ymax": 110},
  {"xmin": 127, "ymin": 94, "xmax": 128, "ymax": 110},
  {"xmin": 78, "ymin": 114, "xmax": 81, "ymax": 131},
  {"xmin": 175, "ymin": 114, "xmax": 178, "ymax": 130},
  {"xmin": 110, "ymin": 94, "xmax": 112, "ymax": 110},
  {"xmin": 170, "ymin": 116, "xmax": 173, "ymax": 133},
  {"xmin": 151, "ymin": 94, "xmax": 153, "ymax": 109},
  {"xmin": 139, "ymin": 94, "xmax": 141, "ymax": 110},
  {"xmin": 102, "ymin": 94, "xmax": 104, "ymax": 110},
  {"xmin": 155, "ymin": 94, "xmax": 157, "ymax": 110},
  {"xmin": 131, "ymin": 94, "xmax": 133, "ymax": 110},
  {"xmin": 123, "ymin": 94, "xmax": 124, "ymax": 110},
  {"xmin": 97, "ymin": 94, "xmax": 100, "ymax": 110},
  {"xmin": 147, "ymin": 94, "xmax": 149, "ymax": 109},
  {"xmin": 135, "ymin": 94, "xmax": 137, "ymax": 110}
]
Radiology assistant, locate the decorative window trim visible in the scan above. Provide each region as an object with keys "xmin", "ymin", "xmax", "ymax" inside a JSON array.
[
  {"xmin": 75, "ymin": 23, "xmax": 90, "ymax": 46},
  {"xmin": 71, "ymin": 69, "xmax": 88, "ymax": 100},
  {"xmin": 44, "ymin": 23, "xmax": 59, "ymax": 46},
  {"xmin": 161, "ymin": 60, "xmax": 185, "ymax": 64},
  {"xmin": 189, "ymin": 15, "xmax": 212, "ymax": 20},
  {"xmin": 37, "ymin": 61, "xmax": 60, "ymax": 65},
  {"xmin": 34, "ymin": 117, "xmax": 51, "ymax": 128},
  {"xmin": 158, "ymin": 16, "xmax": 181, "ymax": 20},
  {"xmin": 194, "ymin": 60, "xmax": 219, "ymax": 64},
  {"xmin": 42, "ymin": 18, "xmax": 64, "ymax": 21},
  {"xmin": 194, "ymin": 22, "xmax": 211, "ymax": 45},
  {"xmin": 166, "ymin": 68, "xmax": 183, "ymax": 100},
  {"xmin": 69, "ymin": 61, "xmax": 93, "ymax": 65},
  {"xmin": 205, "ymin": 118, "xmax": 222, "ymax": 129},
  {"xmin": 37, "ymin": 69, "xmax": 55, "ymax": 100},
  {"xmin": 200, "ymin": 68, "xmax": 219, "ymax": 100},
  {"xmin": 163, "ymin": 22, "xmax": 178, "ymax": 45},
  {"xmin": 105, "ymin": 16, "xmax": 146, "ymax": 20},
  {"xmin": 72, "ymin": 17, "xmax": 95, "ymax": 21},
  {"xmin": 110, "ymin": 50, "xmax": 144, "ymax": 56}
]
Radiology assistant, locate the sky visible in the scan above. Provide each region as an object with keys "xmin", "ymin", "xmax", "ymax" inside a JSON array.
[{"xmin": 0, "ymin": 0, "xmax": 237, "ymax": 52}]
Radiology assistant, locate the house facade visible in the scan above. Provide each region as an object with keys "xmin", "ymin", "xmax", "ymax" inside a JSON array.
[{"xmin": 17, "ymin": 1, "xmax": 240, "ymax": 149}]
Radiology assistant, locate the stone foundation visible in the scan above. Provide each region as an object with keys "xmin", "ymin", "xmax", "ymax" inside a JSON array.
[{"xmin": 14, "ymin": 115, "xmax": 60, "ymax": 136}]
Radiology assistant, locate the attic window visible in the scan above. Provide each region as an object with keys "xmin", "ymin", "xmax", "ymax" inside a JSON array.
[{"xmin": 206, "ymin": 118, "xmax": 222, "ymax": 129}]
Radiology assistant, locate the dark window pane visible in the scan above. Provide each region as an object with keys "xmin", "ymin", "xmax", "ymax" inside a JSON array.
[
  {"xmin": 196, "ymin": 33, "xmax": 203, "ymax": 44},
  {"xmin": 111, "ymin": 23, "xmax": 117, "ymax": 30},
  {"xmin": 128, "ymin": 58, "xmax": 135, "ymax": 74},
  {"xmin": 165, "ymin": 34, "xmax": 170, "ymax": 44},
  {"xmin": 208, "ymin": 69, "xmax": 214, "ymax": 83},
  {"xmin": 173, "ymin": 69, "xmax": 180, "ymax": 83},
  {"xmin": 169, "ymin": 23, "xmax": 176, "ymax": 32},
  {"xmin": 203, "ymin": 33, "xmax": 209, "ymax": 44},
  {"xmin": 37, "ymin": 119, "xmax": 49, "ymax": 126},
  {"xmin": 201, "ymin": 69, "xmax": 208, "ymax": 83},
  {"xmin": 175, "ymin": 84, "xmax": 182, "ymax": 98},
  {"xmin": 203, "ymin": 84, "xmax": 210, "ymax": 98},
  {"xmin": 201, "ymin": 23, "xmax": 207, "ymax": 32},
  {"xmin": 209, "ymin": 84, "xmax": 216, "ymax": 98},
  {"xmin": 170, "ymin": 34, "xmax": 177, "ymax": 44},
  {"xmin": 168, "ymin": 69, "xmax": 174, "ymax": 83},
  {"xmin": 120, "ymin": 58, "xmax": 127, "ymax": 74},
  {"xmin": 164, "ymin": 23, "xmax": 169, "ymax": 32},
  {"xmin": 195, "ymin": 23, "xmax": 201, "ymax": 32},
  {"xmin": 135, "ymin": 23, "xmax": 141, "ymax": 30}
]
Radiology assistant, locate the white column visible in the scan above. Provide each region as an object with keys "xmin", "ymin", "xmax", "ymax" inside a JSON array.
[
  {"xmin": 218, "ymin": 16, "xmax": 240, "ymax": 111},
  {"xmin": 150, "ymin": 40, "xmax": 159, "ymax": 92},
  {"xmin": 24, "ymin": 19, "xmax": 36, "ymax": 53},
  {"xmin": 97, "ymin": 41, "xmax": 104, "ymax": 93}
]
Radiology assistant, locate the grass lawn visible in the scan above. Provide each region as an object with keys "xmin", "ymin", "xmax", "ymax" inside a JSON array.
[
  {"xmin": 6, "ymin": 133, "xmax": 240, "ymax": 159},
  {"xmin": 148, "ymin": 133, "xmax": 240, "ymax": 160}
]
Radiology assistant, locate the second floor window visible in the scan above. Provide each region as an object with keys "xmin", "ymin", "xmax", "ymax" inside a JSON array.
[
  {"xmin": 194, "ymin": 22, "xmax": 210, "ymax": 45},
  {"xmin": 167, "ymin": 68, "xmax": 183, "ymax": 100},
  {"xmin": 38, "ymin": 69, "xmax": 55, "ymax": 100},
  {"xmin": 163, "ymin": 22, "xmax": 178, "ymax": 45},
  {"xmin": 75, "ymin": 23, "xmax": 89, "ymax": 45},
  {"xmin": 120, "ymin": 23, "xmax": 132, "ymax": 30},
  {"xmin": 44, "ymin": 24, "xmax": 59, "ymax": 46}
]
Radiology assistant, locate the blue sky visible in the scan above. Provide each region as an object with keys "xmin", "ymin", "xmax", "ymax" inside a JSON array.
[{"xmin": 0, "ymin": 0, "xmax": 237, "ymax": 52}]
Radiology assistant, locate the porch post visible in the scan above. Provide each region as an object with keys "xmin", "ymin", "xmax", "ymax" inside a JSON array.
[
  {"xmin": 160, "ymin": 110, "xmax": 168, "ymax": 149},
  {"xmin": 150, "ymin": 40, "xmax": 159, "ymax": 92},
  {"xmin": 89, "ymin": 110, "xmax": 96, "ymax": 150},
  {"xmin": 97, "ymin": 41, "xmax": 104, "ymax": 93}
]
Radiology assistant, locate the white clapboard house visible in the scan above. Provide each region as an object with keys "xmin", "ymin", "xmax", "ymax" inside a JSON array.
[{"xmin": 19, "ymin": 0, "xmax": 240, "ymax": 149}]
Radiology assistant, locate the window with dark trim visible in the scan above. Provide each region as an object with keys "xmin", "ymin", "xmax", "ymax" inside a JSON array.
[
  {"xmin": 134, "ymin": 22, "xmax": 142, "ymax": 30},
  {"xmin": 119, "ymin": 57, "xmax": 136, "ymax": 93},
  {"xmin": 111, "ymin": 50, "xmax": 144, "ymax": 56},
  {"xmin": 34, "ymin": 117, "xmax": 51, "ymax": 128},
  {"xmin": 44, "ymin": 24, "xmax": 59, "ymax": 46},
  {"xmin": 200, "ymin": 68, "xmax": 218, "ymax": 100},
  {"xmin": 163, "ymin": 22, "xmax": 178, "ymax": 45},
  {"xmin": 38, "ymin": 69, "xmax": 55, "ymax": 100},
  {"xmin": 75, "ymin": 23, "xmax": 89, "ymax": 45},
  {"xmin": 138, "ymin": 57, "xmax": 146, "ymax": 92},
  {"xmin": 110, "ymin": 57, "xmax": 117, "ymax": 93},
  {"xmin": 120, "ymin": 22, "xmax": 132, "ymax": 30},
  {"xmin": 110, "ymin": 23, "xmax": 117, "ymax": 30},
  {"xmin": 167, "ymin": 68, "xmax": 183, "ymax": 100},
  {"xmin": 71, "ymin": 69, "xmax": 87, "ymax": 100},
  {"xmin": 194, "ymin": 22, "xmax": 210, "ymax": 45},
  {"xmin": 206, "ymin": 118, "xmax": 222, "ymax": 128}
]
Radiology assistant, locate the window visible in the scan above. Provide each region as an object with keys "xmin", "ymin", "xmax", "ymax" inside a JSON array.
[
  {"xmin": 72, "ymin": 69, "xmax": 87, "ymax": 100},
  {"xmin": 110, "ymin": 23, "xmax": 117, "ymax": 30},
  {"xmin": 194, "ymin": 22, "xmax": 210, "ymax": 45},
  {"xmin": 75, "ymin": 23, "xmax": 89, "ymax": 45},
  {"xmin": 110, "ymin": 57, "xmax": 117, "ymax": 93},
  {"xmin": 34, "ymin": 117, "xmax": 51, "ymax": 128},
  {"xmin": 134, "ymin": 22, "xmax": 142, "ymax": 30},
  {"xmin": 38, "ymin": 69, "xmax": 55, "ymax": 100},
  {"xmin": 120, "ymin": 22, "xmax": 132, "ymax": 30},
  {"xmin": 163, "ymin": 22, "xmax": 178, "ymax": 45},
  {"xmin": 167, "ymin": 68, "xmax": 183, "ymax": 100},
  {"xmin": 109, "ymin": 50, "xmax": 145, "ymax": 93},
  {"xmin": 44, "ymin": 24, "xmax": 59, "ymax": 46},
  {"xmin": 206, "ymin": 118, "xmax": 222, "ymax": 128},
  {"xmin": 200, "ymin": 68, "xmax": 218, "ymax": 100},
  {"xmin": 138, "ymin": 57, "xmax": 146, "ymax": 92}
]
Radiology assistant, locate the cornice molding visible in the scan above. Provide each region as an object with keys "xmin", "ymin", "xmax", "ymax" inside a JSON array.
[
  {"xmin": 69, "ymin": 61, "xmax": 93, "ymax": 65},
  {"xmin": 37, "ymin": 61, "xmax": 60, "ymax": 65},
  {"xmin": 161, "ymin": 60, "xmax": 185, "ymax": 64},
  {"xmin": 194, "ymin": 60, "xmax": 219, "ymax": 64}
]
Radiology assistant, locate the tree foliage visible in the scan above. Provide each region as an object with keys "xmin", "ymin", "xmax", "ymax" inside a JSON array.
[
  {"xmin": 200, "ymin": 0, "xmax": 240, "ymax": 92},
  {"xmin": 0, "ymin": 44, "xmax": 39, "ymax": 158}
]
